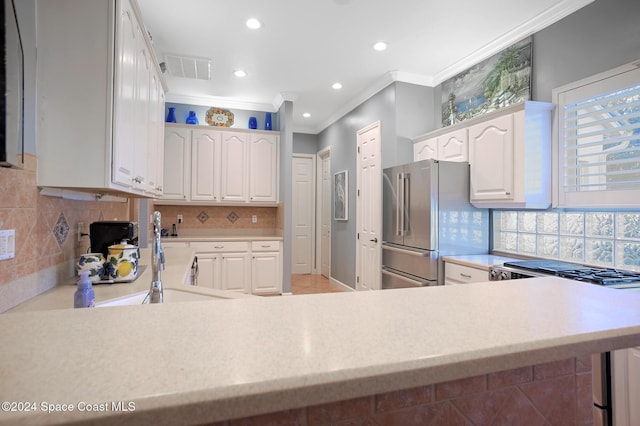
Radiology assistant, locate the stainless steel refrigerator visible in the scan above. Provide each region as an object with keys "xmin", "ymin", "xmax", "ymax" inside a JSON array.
[{"xmin": 382, "ymin": 159, "xmax": 489, "ymax": 288}]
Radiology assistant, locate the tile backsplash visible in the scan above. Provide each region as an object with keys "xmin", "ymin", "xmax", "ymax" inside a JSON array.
[
  {"xmin": 0, "ymin": 154, "xmax": 130, "ymax": 310},
  {"xmin": 494, "ymin": 210, "xmax": 640, "ymax": 271},
  {"xmin": 153, "ymin": 205, "xmax": 278, "ymax": 232}
]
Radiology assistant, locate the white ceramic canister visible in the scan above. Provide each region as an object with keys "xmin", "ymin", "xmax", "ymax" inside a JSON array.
[
  {"xmin": 76, "ymin": 253, "xmax": 106, "ymax": 283},
  {"xmin": 106, "ymin": 240, "xmax": 140, "ymax": 281}
]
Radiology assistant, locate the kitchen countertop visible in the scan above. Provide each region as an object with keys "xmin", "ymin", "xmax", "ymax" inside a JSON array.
[
  {"xmin": 6, "ymin": 247, "xmax": 253, "ymax": 313},
  {"xmin": 2, "ymin": 277, "xmax": 640, "ymax": 425},
  {"xmin": 442, "ymin": 254, "xmax": 523, "ymax": 270},
  {"xmin": 162, "ymin": 228, "xmax": 283, "ymax": 243}
]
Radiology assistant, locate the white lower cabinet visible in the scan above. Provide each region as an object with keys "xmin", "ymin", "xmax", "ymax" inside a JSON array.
[
  {"xmin": 187, "ymin": 240, "xmax": 281, "ymax": 294},
  {"xmin": 250, "ymin": 241, "xmax": 282, "ymax": 294},
  {"xmin": 613, "ymin": 346, "xmax": 640, "ymax": 426},
  {"xmin": 443, "ymin": 262, "xmax": 489, "ymax": 285}
]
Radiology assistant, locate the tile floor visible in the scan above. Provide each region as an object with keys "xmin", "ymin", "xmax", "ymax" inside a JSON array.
[{"xmin": 290, "ymin": 274, "xmax": 347, "ymax": 295}]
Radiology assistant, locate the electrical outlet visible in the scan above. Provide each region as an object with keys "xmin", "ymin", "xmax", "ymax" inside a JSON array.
[
  {"xmin": 77, "ymin": 222, "xmax": 85, "ymax": 242},
  {"xmin": 0, "ymin": 229, "xmax": 16, "ymax": 260},
  {"xmin": 177, "ymin": 214, "xmax": 183, "ymax": 224},
  {"xmin": 252, "ymin": 215, "xmax": 257, "ymax": 223}
]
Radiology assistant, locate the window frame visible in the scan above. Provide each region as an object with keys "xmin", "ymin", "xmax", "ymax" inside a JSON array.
[{"xmin": 552, "ymin": 60, "xmax": 640, "ymax": 208}]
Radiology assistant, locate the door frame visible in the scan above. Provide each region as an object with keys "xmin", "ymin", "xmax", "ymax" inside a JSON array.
[
  {"xmin": 292, "ymin": 153, "xmax": 317, "ymax": 274},
  {"xmin": 315, "ymin": 148, "xmax": 331, "ymax": 277}
]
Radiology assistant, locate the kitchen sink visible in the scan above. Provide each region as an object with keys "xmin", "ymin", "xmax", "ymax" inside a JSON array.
[{"xmin": 96, "ymin": 288, "xmax": 231, "ymax": 307}]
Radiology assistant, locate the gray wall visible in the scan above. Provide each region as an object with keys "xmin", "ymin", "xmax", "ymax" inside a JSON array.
[
  {"xmin": 317, "ymin": 82, "xmax": 434, "ymax": 288},
  {"xmin": 532, "ymin": 0, "xmax": 640, "ymax": 102},
  {"xmin": 293, "ymin": 133, "xmax": 319, "ymax": 154},
  {"xmin": 278, "ymin": 101, "xmax": 294, "ymax": 294},
  {"xmin": 433, "ymin": 0, "xmax": 640, "ymax": 128}
]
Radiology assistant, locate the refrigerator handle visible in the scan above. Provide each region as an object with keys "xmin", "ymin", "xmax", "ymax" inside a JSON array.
[
  {"xmin": 401, "ymin": 173, "xmax": 408, "ymax": 234},
  {"xmin": 396, "ymin": 173, "xmax": 402, "ymax": 236}
]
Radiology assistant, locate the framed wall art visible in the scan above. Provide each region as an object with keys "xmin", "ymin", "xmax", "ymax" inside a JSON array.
[
  {"xmin": 333, "ymin": 170, "xmax": 348, "ymax": 221},
  {"xmin": 441, "ymin": 37, "xmax": 532, "ymax": 127}
]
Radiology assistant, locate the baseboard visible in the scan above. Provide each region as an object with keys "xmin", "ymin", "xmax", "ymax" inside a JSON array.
[{"xmin": 330, "ymin": 277, "xmax": 355, "ymax": 292}]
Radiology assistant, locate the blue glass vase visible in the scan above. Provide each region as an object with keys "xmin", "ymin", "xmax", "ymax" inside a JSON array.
[
  {"xmin": 186, "ymin": 111, "xmax": 199, "ymax": 125},
  {"xmin": 166, "ymin": 107, "xmax": 177, "ymax": 123},
  {"xmin": 264, "ymin": 112, "xmax": 272, "ymax": 130},
  {"xmin": 248, "ymin": 117, "xmax": 258, "ymax": 129}
]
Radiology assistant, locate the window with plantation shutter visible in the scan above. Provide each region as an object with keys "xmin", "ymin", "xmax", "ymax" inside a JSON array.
[{"xmin": 553, "ymin": 61, "xmax": 640, "ymax": 207}]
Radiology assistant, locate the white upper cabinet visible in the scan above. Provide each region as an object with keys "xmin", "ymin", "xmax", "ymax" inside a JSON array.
[
  {"xmin": 158, "ymin": 124, "xmax": 279, "ymax": 205},
  {"xmin": 438, "ymin": 128, "xmax": 468, "ymax": 163},
  {"xmin": 36, "ymin": 0, "xmax": 166, "ymax": 197},
  {"xmin": 220, "ymin": 132, "xmax": 249, "ymax": 202},
  {"xmin": 413, "ymin": 136, "xmax": 438, "ymax": 161},
  {"xmin": 468, "ymin": 101, "xmax": 553, "ymax": 209},
  {"xmin": 162, "ymin": 127, "xmax": 190, "ymax": 200},
  {"xmin": 249, "ymin": 133, "xmax": 279, "ymax": 202},
  {"xmin": 191, "ymin": 129, "xmax": 221, "ymax": 202},
  {"xmin": 468, "ymin": 114, "xmax": 515, "ymax": 202},
  {"xmin": 413, "ymin": 128, "xmax": 468, "ymax": 163}
]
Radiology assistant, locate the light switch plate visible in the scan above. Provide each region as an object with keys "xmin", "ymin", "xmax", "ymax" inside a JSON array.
[{"xmin": 0, "ymin": 229, "xmax": 16, "ymax": 260}]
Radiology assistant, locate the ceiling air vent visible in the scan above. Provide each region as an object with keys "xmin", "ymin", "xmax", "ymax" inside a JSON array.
[{"xmin": 162, "ymin": 53, "xmax": 212, "ymax": 80}]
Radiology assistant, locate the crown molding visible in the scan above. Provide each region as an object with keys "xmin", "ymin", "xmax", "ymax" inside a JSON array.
[{"xmin": 431, "ymin": 0, "xmax": 595, "ymax": 85}]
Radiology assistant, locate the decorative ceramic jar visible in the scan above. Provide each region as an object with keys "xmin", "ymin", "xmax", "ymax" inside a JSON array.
[
  {"xmin": 106, "ymin": 241, "xmax": 140, "ymax": 281},
  {"xmin": 186, "ymin": 111, "xmax": 199, "ymax": 125},
  {"xmin": 76, "ymin": 253, "xmax": 105, "ymax": 283},
  {"xmin": 166, "ymin": 107, "xmax": 177, "ymax": 123}
]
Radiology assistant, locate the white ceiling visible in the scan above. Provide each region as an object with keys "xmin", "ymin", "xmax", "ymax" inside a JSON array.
[{"xmin": 137, "ymin": 0, "xmax": 593, "ymax": 134}]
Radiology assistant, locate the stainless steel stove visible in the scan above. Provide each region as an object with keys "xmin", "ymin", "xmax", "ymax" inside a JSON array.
[{"xmin": 489, "ymin": 259, "xmax": 640, "ymax": 289}]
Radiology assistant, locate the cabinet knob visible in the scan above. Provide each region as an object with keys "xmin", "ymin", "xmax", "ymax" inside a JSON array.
[{"xmin": 460, "ymin": 273, "xmax": 472, "ymax": 279}]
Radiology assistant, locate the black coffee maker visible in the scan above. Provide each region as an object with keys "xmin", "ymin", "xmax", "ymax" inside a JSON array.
[{"xmin": 89, "ymin": 221, "xmax": 138, "ymax": 257}]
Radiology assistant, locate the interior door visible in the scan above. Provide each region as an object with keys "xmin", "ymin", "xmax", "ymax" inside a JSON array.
[
  {"xmin": 320, "ymin": 152, "xmax": 331, "ymax": 278},
  {"xmin": 356, "ymin": 122, "xmax": 382, "ymax": 291},
  {"xmin": 292, "ymin": 155, "xmax": 314, "ymax": 274}
]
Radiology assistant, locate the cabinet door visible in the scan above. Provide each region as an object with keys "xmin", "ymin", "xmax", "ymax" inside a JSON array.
[
  {"xmin": 444, "ymin": 262, "xmax": 488, "ymax": 284},
  {"xmin": 629, "ymin": 347, "xmax": 640, "ymax": 425},
  {"xmin": 220, "ymin": 132, "xmax": 249, "ymax": 202},
  {"xmin": 414, "ymin": 137, "xmax": 438, "ymax": 161},
  {"xmin": 220, "ymin": 252, "xmax": 249, "ymax": 292},
  {"xmin": 112, "ymin": 0, "xmax": 138, "ymax": 189},
  {"xmin": 196, "ymin": 253, "xmax": 218, "ymax": 289},
  {"xmin": 162, "ymin": 127, "xmax": 190, "ymax": 200},
  {"xmin": 249, "ymin": 133, "xmax": 278, "ymax": 202},
  {"xmin": 132, "ymin": 35, "xmax": 151, "ymax": 192},
  {"xmin": 469, "ymin": 114, "xmax": 514, "ymax": 201},
  {"xmin": 191, "ymin": 129, "xmax": 221, "ymax": 201},
  {"xmin": 146, "ymin": 72, "xmax": 161, "ymax": 195},
  {"xmin": 251, "ymin": 252, "xmax": 282, "ymax": 294},
  {"xmin": 439, "ymin": 128, "xmax": 468, "ymax": 162}
]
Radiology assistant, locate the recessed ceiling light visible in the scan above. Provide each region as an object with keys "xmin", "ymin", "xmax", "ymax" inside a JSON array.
[
  {"xmin": 246, "ymin": 18, "xmax": 261, "ymax": 29},
  {"xmin": 234, "ymin": 69, "xmax": 247, "ymax": 78},
  {"xmin": 332, "ymin": 82, "xmax": 342, "ymax": 90},
  {"xmin": 373, "ymin": 41, "xmax": 388, "ymax": 51},
  {"xmin": 303, "ymin": 112, "xmax": 311, "ymax": 118}
]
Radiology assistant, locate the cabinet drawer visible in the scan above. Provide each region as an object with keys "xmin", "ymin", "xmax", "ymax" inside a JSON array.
[
  {"xmin": 251, "ymin": 241, "xmax": 281, "ymax": 252},
  {"xmin": 190, "ymin": 241, "xmax": 249, "ymax": 253},
  {"xmin": 445, "ymin": 263, "xmax": 488, "ymax": 284}
]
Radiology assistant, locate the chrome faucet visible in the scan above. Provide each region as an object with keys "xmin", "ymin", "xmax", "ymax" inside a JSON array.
[{"xmin": 144, "ymin": 211, "xmax": 165, "ymax": 304}]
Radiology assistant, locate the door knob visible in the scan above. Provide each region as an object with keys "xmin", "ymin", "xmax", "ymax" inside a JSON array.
[{"xmin": 370, "ymin": 238, "xmax": 378, "ymax": 243}]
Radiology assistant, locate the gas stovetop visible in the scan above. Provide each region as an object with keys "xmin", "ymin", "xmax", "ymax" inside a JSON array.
[{"xmin": 502, "ymin": 260, "xmax": 640, "ymax": 289}]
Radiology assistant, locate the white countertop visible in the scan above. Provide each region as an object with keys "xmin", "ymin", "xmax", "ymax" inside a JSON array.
[
  {"xmin": 442, "ymin": 254, "xmax": 523, "ymax": 270},
  {"xmin": 162, "ymin": 228, "xmax": 283, "ymax": 243},
  {"xmin": 6, "ymin": 248, "xmax": 252, "ymax": 313},
  {"xmin": 2, "ymin": 276, "xmax": 640, "ymax": 425}
]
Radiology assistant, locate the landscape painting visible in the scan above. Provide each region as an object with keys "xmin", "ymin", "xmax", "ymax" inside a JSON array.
[{"xmin": 441, "ymin": 37, "xmax": 532, "ymax": 127}]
